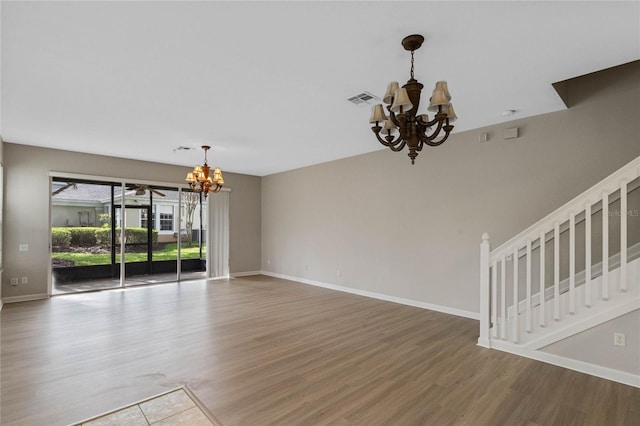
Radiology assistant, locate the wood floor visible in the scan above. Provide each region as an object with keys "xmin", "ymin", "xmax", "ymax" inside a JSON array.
[{"xmin": 1, "ymin": 275, "xmax": 638, "ymax": 425}]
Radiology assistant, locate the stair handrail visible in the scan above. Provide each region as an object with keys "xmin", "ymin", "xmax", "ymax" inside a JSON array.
[{"xmin": 490, "ymin": 156, "xmax": 639, "ymax": 262}]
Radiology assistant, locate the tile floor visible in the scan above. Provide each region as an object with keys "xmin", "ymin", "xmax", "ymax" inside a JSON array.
[{"xmin": 76, "ymin": 388, "xmax": 219, "ymax": 426}]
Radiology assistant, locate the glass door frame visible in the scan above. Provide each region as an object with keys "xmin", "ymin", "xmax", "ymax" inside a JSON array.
[
  {"xmin": 113, "ymin": 203, "xmax": 154, "ymax": 279},
  {"xmin": 48, "ymin": 172, "xmax": 204, "ymax": 295}
]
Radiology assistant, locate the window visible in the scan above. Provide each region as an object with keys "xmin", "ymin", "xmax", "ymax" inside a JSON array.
[
  {"xmin": 140, "ymin": 206, "xmax": 156, "ymax": 229},
  {"xmin": 159, "ymin": 205, "xmax": 174, "ymax": 231},
  {"xmin": 159, "ymin": 213, "xmax": 173, "ymax": 231},
  {"xmin": 141, "ymin": 209, "xmax": 148, "ymax": 228}
]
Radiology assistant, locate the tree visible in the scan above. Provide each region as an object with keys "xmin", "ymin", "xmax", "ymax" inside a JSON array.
[
  {"xmin": 183, "ymin": 192, "xmax": 199, "ymax": 248},
  {"xmin": 98, "ymin": 213, "xmax": 111, "ymax": 228}
]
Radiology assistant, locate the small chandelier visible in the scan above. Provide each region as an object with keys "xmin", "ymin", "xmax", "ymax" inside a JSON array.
[
  {"xmin": 370, "ymin": 34, "xmax": 457, "ymax": 164},
  {"xmin": 185, "ymin": 145, "xmax": 224, "ymax": 198}
]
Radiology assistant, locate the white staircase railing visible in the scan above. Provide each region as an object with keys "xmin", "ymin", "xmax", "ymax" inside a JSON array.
[{"xmin": 478, "ymin": 156, "xmax": 640, "ymax": 349}]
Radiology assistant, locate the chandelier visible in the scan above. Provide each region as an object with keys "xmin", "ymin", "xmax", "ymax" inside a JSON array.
[
  {"xmin": 369, "ymin": 34, "xmax": 457, "ymax": 164},
  {"xmin": 185, "ymin": 145, "xmax": 224, "ymax": 198}
]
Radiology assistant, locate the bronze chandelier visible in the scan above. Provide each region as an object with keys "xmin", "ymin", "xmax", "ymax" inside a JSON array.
[
  {"xmin": 185, "ymin": 145, "xmax": 224, "ymax": 198},
  {"xmin": 369, "ymin": 34, "xmax": 457, "ymax": 164}
]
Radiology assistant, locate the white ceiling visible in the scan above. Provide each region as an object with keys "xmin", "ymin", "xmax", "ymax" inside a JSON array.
[{"xmin": 1, "ymin": 1, "xmax": 639, "ymax": 176}]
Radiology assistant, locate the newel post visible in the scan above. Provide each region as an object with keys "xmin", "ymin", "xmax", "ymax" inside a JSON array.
[{"xmin": 478, "ymin": 232, "xmax": 491, "ymax": 348}]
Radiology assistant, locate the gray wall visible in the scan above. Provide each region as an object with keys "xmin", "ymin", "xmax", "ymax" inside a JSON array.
[
  {"xmin": 2, "ymin": 143, "xmax": 261, "ymax": 298},
  {"xmin": 542, "ymin": 309, "xmax": 640, "ymax": 374},
  {"xmin": 261, "ymin": 61, "xmax": 640, "ymax": 315}
]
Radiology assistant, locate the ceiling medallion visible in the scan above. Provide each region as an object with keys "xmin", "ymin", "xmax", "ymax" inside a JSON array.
[{"xmin": 369, "ymin": 34, "xmax": 457, "ymax": 164}]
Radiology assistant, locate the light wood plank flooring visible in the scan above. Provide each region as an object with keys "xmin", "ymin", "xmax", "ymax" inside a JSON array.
[{"xmin": 1, "ymin": 275, "xmax": 638, "ymax": 425}]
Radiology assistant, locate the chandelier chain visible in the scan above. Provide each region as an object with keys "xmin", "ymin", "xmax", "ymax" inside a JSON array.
[{"xmin": 410, "ymin": 50, "xmax": 415, "ymax": 80}]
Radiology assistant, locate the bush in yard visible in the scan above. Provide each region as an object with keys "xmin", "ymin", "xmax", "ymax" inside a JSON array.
[
  {"xmin": 51, "ymin": 228, "xmax": 72, "ymax": 250},
  {"xmin": 95, "ymin": 227, "xmax": 158, "ymax": 249},
  {"xmin": 67, "ymin": 227, "xmax": 99, "ymax": 247},
  {"xmin": 125, "ymin": 228, "xmax": 159, "ymax": 248},
  {"xmin": 95, "ymin": 228, "xmax": 112, "ymax": 247}
]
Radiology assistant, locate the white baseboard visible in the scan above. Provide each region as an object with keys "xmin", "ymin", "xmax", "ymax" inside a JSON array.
[
  {"xmin": 230, "ymin": 271, "xmax": 263, "ymax": 278},
  {"xmin": 2, "ymin": 293, "xmax": 49, "ymax": 304},
  {"xmin": 490, "ymin": 339, "xmax": 640, "ymax": 388},
  {"xmin": 207, "ymin": 275, "xmax": 230, "ymax": 281},
  {"xmin": 477, "ymin": 338, "xmax": 491, "ymax": 348},
  {"xmin": 260, "ymin": 270, "xmax": 479, "ymax": 320}
]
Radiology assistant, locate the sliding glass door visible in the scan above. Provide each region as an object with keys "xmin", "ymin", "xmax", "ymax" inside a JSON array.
[
  {"xmin": 120, "ymin": 185, "xmax": 181, "ymax": 286},
  {"xmin": 51, "ymin": 179, "xmax": 121, "ymax": 293},
  {"xmin": 51, "ymin": 177, "xmax": 209, "ymax": 294}
]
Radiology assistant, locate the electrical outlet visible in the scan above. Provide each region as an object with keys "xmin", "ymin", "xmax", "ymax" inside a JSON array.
[
  {"xmin": 19, "ymin": 244, "xmax": 29, "ymax": 252},
  {"xmin": 267, "ymin": 259, "xmax": 271, "ymax": 265},
  {"xmin": 21, "ymin": 277, "xmax": 28, "ymax": 285},
  {"xmin": 10, "ymin": 277, "xmax": 18, "ymax": 286},
  {"xmin": 614, "ymin": 332, "xmax": 626, "ymax": 347},
  {"xmin": 337, "ymin": 269, "xmax": 342, "ymax": 277}
]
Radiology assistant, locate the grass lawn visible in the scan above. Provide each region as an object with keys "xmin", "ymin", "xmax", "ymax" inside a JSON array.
[{"xmin": 52, "ymin": 242, "xmax": 206, "ymax": 266}]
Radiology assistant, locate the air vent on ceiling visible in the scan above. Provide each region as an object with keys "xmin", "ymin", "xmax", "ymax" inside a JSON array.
[{"xmin": 347, "ymin": 91, "xmax": 380, "ymax": 105}]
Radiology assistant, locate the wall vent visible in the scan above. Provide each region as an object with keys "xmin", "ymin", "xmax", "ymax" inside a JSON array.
[{"xmin": 347, "ymin": 92, "xmax": 380, "ymax": 105}]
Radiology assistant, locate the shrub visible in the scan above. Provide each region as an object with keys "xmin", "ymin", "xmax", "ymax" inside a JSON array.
[
  {"xmin": 95, "ymin": 228, "xmax": 112, "ymax": 247},
  {"xmin": 67, "ymin": 227, "xmax": 99, "ymax": 247},
  {"xmin": 51, "ymin": 228, "xmax": 72, "ymax": 250},
  {"xmin": 95, "ymin": 227, "xmax": 158, "ymax": 249},
  {"xmin": 125, "ymin": 228, "xmax": 159, "ymax": 248}
]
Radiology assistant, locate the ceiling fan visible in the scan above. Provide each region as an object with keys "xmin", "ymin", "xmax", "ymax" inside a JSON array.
[{"xmin": 126, "ymin": 184, "xmax": 165, "ymax": 197}]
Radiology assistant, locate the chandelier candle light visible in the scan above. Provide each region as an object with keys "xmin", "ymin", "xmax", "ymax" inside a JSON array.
[
  {"xmin": 370, "ymin": 34, "xmax": 457, "ymax": 164},
  {"xmin": 185, "ymin": 145, "xmax": 224, "ymax": 198}
]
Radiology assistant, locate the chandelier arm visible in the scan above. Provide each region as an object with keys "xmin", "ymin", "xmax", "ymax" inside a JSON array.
[
  {"xmin": 420, "ymin": 119, "xmax": 445, "ymax": 142},
  {"xmin": 388, "ymin": 109, "xmax": 401, "ymax": 127},
  {"xmin": 424, "ymin": 135, "xmax": 449, "ymax": 147},
  {"xmin": 423, "ymin": 113, "xmax": 446, "ymax": 128},
  {"xmin": 389, "ymin": 140, "xmax": 407, "ymax": 152},
  {"xmin": 374, "ymin": 132, "xmax": 404, "ymax": 147},
  {"xmin": 423, "ymin": 127, "xmax": 453, "ymax": 147}
]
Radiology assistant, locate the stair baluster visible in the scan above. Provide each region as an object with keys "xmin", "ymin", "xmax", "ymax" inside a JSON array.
[
  {"xmin": 526, "ymin": 239, "xmax": 532, "ymax": 332},
  {"xmin": 620, "ymin": 179, "xmax": 628, "ymax": 292},
  {"xmin": 585, "ymin": 201, "xmax": 592, "ymax": 307},
  {"xmin": 539, "ymin": 230, "xmax": 546, "ymax": 327},
  {"xmin": 569, "ymin": 212, "xmax": 576, "ymax": 314},
  {"xmin": 554, "ymin": 222, "xmax": 560, "ymax": 321},
  {"xmin": 500, "ymin": 254, "xmax": 506, "ymax": 339},
  {"xmin": 512, "ymin": 245, "xmax": 519, "ymax": 343},
  {"xmin": 602, "ymin": 191, "xmax": 609, "ymax": 301}
]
